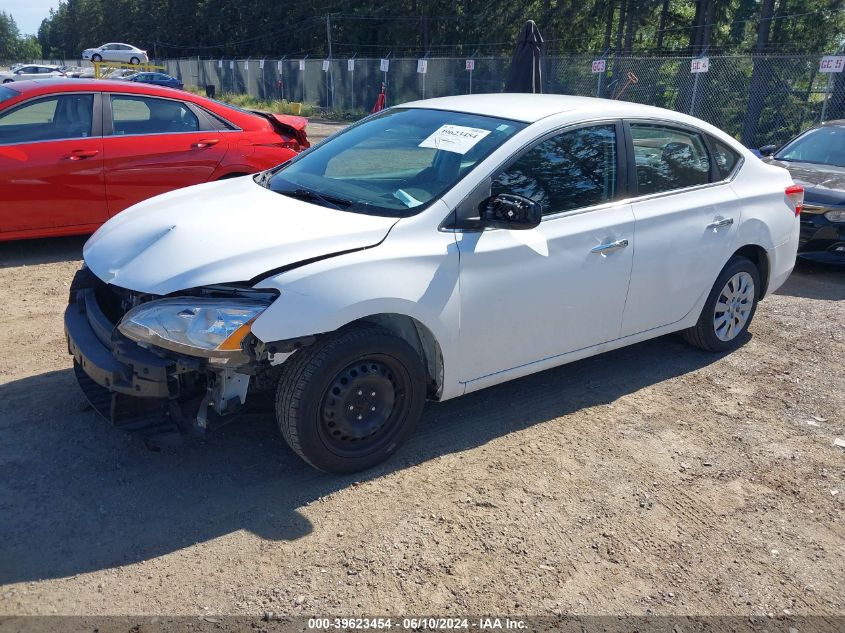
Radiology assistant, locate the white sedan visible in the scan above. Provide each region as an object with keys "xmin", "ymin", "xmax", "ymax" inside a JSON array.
[
  {"xmin": 66, "ymin": 94, "xmax": 801, "ymax": 473},
  {"xmin": 0, "ymin": 64, "xmax": 64, "ymax": 83},
  {"xmin": 81, "ymin": 43, "xmax": 148, "ymax": 65}
]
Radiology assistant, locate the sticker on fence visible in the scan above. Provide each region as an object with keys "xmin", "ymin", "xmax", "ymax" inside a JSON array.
[
  {"xmin": 218, "ymin": 59, "xmax": 222, "ymax": 68},
  {"xmin": 259, "ymin": 59, "xmax": 264, "ymax": 69},
  {"xmin": 348, "ymin": 59, "xmax": 355, "ymax": 71},
  {"xmin": 466, "ymin": 59, "xmax": 475, "ymax": 71},
  {"xmin": 691, "ymin": 57, "xmax": 709, "ymax": 73},
  {"xmin": 244, "ymin": 60, "xmax": 249, "ymax": 70},
  {"xmin": 820, "ymin": 56, "xmax": 845, "ymax": 73},
  {"xmin": 417, "ymin": 59, "xmax": 428, "ymax": 74},
  {"xmin": 299, "ymin": 59, "xmax": 305, "ymax": 71},
  {"xmin": 322, "ymin": 60, "xmax": 330, "ymax": 72},
  {"xmin": 380, "ymin": 58, "xmax": 390, "ymax": 72},
  {"xmin": 419, "ymin": 124, "xmax": 491, "ymax": 155},
  {"xmin": 229, "ymin": 60, "xmax": 234, "ymax": 69},
  {"xmin": 591, "ymin": 59, "xmax": 606, "ymax": 73}
]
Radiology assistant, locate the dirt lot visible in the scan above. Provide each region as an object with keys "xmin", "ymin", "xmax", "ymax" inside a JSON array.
[{"xmin": 0, "ymin": 201, "xmax": 844, "ymax": 615}]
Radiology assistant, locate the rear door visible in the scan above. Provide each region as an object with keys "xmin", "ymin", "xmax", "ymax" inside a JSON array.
[
  {"xmin": 620, "ymin": 121, "xmax": 741, "ymax": 336},
  {"xmin": 102, "ymin": 93, "xmax": 227, "ymax": 214},
  {"xmin": 0, "ymin": 92, "xmax": 106, "ymax": 234}
]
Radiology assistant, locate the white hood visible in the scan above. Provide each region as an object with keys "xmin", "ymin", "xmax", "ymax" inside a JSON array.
[{"xmin": 84, "ymin": 177, "xmax": 398, "ymax": 295}]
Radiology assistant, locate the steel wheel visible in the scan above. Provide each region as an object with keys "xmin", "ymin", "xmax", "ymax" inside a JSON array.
[
  {"xmin": 713, "ymin": 271, "xmax": 755, "ymax": 342},
  {"xmin": 317, "ymin": 355, "xmax": 411, "ymax": 459}
]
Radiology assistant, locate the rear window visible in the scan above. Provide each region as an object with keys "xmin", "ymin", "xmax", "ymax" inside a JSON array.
[
  {"xmin": 710, "ymin": 137, "xmax": 741, "ymax": 179},
  {"xmin": 0, "ymin": 86, "xmax": 19, "ymax": 104}
]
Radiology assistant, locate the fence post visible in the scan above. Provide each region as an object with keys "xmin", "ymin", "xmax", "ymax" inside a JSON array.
[
  {"xmin": 690, "ymin": 69, "xmax": 700, "ymax": 116},
  {"xmin": 821, "ymin": 72, "xmax": 833, "ymax": 122}
]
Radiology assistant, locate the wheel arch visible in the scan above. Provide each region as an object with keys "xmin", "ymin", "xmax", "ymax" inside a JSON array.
[
  {"xmin": 731, "ymin": 244, "xmax": 770, "ymax": 297},
  {"xmin": 347, "ymin": 313, "xmax": 444, "ymax": 400}
]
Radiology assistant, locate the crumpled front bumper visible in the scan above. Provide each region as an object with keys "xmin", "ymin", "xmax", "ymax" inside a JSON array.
[
  {"xmin": 64, "ymin": 273, "xmax": 206, "ymax": 442},
  {"xmin": 65, "ymin": 287, "xmax": 175, "ymax": 399}
]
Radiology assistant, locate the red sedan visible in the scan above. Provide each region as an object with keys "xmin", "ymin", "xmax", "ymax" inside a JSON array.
[{"xmin": 0, "ymin": 79, "xmax": 309, "ymax": 241}]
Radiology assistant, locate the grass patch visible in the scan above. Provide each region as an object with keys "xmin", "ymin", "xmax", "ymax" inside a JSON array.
[
  {"xmin": 183, "ymin": 86, "xmax": 366, "ymax": 121},
  {"xmin": 184, "ymin": 86, "xmax": 319, "ymax": 117}
]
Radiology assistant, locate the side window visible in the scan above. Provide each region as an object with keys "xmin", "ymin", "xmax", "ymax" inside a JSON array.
[
  {"xmin": 630, "ymin": 124, "xmax": 710, "ymax": 195},
  {"xmin": 201, "ymin": 107, "xmax": 237, "ymax": 130},
  {"xmin": 111, "ymin": 95, "xmax": 199, "ymax": 135},
  {"xmin": 0, "ymin": 94, "xmax": 94, "ymax": 144},
  {"xmin": 710, "ymin": 137, "xmax": 741, "ymax": 180},
  {"xmin": 492, "ymin": 124, "xmax": 618, "ymax": 216}
]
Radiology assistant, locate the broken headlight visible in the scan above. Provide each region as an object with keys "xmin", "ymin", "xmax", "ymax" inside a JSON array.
[{"xmin": 117, "ymin": 298, "xmax": 269, "ymax": 361}]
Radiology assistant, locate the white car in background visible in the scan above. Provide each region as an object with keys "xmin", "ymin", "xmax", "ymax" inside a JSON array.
[
  {"xmin": 66, "ymin": 94, "xmax": 802, "ymax": 473},
  {"xmin": 81, "ymin": 43, "xmax": 148, "ymax": 65},
  {"xmin": 0, "ymin": 64, "xmax": 65, "ymax": 83}
]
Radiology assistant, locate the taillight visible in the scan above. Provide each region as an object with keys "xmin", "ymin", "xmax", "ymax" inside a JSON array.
[
  {"xmin": 258, "ymin": 141, "xmax": 300, "ymax": 151},
  {"xmin": 785, "ymin": 184, "xmax": 804, "ymax": 216}
]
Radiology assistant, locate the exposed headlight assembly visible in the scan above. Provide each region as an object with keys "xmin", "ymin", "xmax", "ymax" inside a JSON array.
[
  {"xmin": 824, "ymin": 209, "xmax": 845, "ymax": 223},
  {"xmin": 118, "ymin": 298, "xmax": 269, "ymax": 361}
]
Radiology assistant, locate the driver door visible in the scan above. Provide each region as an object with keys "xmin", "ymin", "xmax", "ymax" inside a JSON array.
[{"xmin": 455, "ymin": 122, "xmax": 635, "ymax": 387}]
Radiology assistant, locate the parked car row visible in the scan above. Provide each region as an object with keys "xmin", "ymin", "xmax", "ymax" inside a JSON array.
[{"xmin": 0, "ymin": 79, "xmax": 309, "ymax": 241}]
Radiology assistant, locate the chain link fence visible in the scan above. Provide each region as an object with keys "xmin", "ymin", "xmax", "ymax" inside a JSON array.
[
  {"xmin": 158, "ymin": 54, "xmax": 840, "ymax": 148},
  {"xmin": 3, "ymin": 54, "xmax": 840, "ymax": 148}
]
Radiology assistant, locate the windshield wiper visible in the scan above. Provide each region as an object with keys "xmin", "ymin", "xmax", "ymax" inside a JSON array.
[
  {"xmin": 279, "ymin": 188, "xmax": 352, "ymax": 210},
  {"xmin": 254, "ymin": 170, "xmax": 273, "ymax": 188}
]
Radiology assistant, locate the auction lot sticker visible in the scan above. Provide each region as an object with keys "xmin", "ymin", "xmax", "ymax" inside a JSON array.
[{"xmin": 419, "ymin": 125, "xmax": 491, "ymax": 154}]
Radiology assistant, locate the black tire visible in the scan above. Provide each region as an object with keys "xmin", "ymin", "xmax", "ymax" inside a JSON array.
[
  {"xmin": 2, "ymin": 79, "xmax": 12, "ymax": 84},
  {"xmin": 130, "ymin": 57, "xmax": 140, "ymax": 65},
  {"xmin": 682, "ymin": 255, "xmax": 761, "ymax": 352},
  {"xmin": 91, "ymin": 54, "xmax": 102, "ymax": 62},
  {"xmin": 275, "ymin": 324, "xmax": 426, "ymax": 473}
]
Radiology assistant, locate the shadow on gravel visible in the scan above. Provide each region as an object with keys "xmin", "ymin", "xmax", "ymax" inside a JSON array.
[
  {"xmin": 0, "ymin": 334, "xmax": 730, "ymax": 584},
  {"xmin": 776, "ymin": 259, "xmax": 845, "ymax": 301},
  {"xmin": 0, "ymin": 236, "xmax": 87, "ymax": 269}
]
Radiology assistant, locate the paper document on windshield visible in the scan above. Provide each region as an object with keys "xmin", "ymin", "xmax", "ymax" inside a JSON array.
[{"xmin": 419, "ymin": 125, "xmax": 491, "ymax": 155}]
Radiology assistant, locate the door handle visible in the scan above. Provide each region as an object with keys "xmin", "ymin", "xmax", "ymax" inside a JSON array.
[
  {"xmin": 66, "ymin": 149, "xmax": 99, "ymax": 161},
  {"xmin": 590, "ymin": 239, "xmax": 629, "ymax": 254},
  {"xmin": 706, "ymin": 217, "xmax": 734, "ymax": 231},
  {"xmin": 191, "ymin": 139, "xmax": 220, "ymax": 149}
]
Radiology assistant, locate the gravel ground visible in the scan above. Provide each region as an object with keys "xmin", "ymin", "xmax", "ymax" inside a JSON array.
[{"xmin": 0, "ymin": 134, "xmax": 843, "ymax": 616}]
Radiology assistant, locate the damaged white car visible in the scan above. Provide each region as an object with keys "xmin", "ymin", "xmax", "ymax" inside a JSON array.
[{"xmin": 66, "ymin": 94, "xmax": 801, "ymax": 473}]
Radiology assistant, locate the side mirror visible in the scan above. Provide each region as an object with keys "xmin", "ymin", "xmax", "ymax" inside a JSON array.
[
  {"xmin": 480, "ymin": 193, "xmax": 542, "ymax": 230},
  {"xmin": 758, "ymin": 144, "xmax": 778, "ymax": 157}
]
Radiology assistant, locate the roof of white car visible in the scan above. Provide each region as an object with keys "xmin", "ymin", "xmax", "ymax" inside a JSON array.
[{"xmin": 400, "ymin": 93, "xmax": 683, "ymax": 124}]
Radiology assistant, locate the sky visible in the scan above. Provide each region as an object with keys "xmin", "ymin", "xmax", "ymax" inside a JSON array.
[{"xmin": 1, "ymin": 1, "xmax": 58, "ymax": 35}]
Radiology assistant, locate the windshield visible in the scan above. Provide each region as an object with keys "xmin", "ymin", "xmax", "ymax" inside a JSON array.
[
  {"xmin": 265, "ymin": 108, "xmax": 526, "ymax": 216},
  {"xmin": 776, "ymin": 126, "xmax": 845, "ymax": 168},
  {"xmin": 0, "ymin": 86, "xmax": 19, "ymax": 104}
]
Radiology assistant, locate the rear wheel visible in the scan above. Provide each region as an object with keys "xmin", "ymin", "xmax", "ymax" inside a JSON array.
[
  {"xmin": 275, "ymin": 324, "xmax": 426, "ymax": 473},
  {"xmin": 2, "ymin": 79, "xmax": 12, "ymax": 84},
  {"xmin": 682, "ymin": 255, "xmax": 761, "ymax": 352},
  {"xmin": 130, "ymin": 56, "xmax": 140, "ymax": 65}
]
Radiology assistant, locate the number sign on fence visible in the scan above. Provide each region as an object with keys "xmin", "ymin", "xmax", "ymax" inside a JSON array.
[
  {"xmin": 819, "ymin": 56, "xmax": 845, "ymax": 73},
  {"xmin": 691, "ymin": 57, "xmax": 710, "ymax": 73},
  {"xmin": 591, "ymin": 59, "xmax": 606, "ymax": 74}
]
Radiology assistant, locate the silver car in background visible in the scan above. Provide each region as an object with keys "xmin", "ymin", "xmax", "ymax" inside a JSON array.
[{"xmin": 81, "ymin": 43, "xmax": 148, "ymax": 65}]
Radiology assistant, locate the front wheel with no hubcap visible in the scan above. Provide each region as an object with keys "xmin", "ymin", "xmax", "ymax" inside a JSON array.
[{"xmin": 276, "ymin": 324, "xmax": 426, "ymax": 473}]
